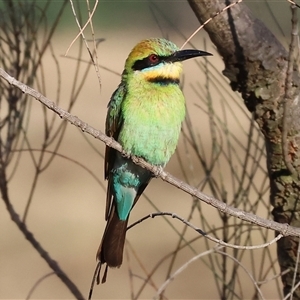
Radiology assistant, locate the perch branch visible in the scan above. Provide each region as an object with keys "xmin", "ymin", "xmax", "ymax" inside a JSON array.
[{"xmin": 1, "ymin": 68, "xmax": 300, "ymax": 239}]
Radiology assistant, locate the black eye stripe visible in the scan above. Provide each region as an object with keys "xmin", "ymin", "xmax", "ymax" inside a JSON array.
[
  {"xmin": 148, "ymin": 77, "xmax": 179, "ymax": 85},
  {"xmin": 132, "ymin": 55, "xmax": 164, "ymax": 71}
]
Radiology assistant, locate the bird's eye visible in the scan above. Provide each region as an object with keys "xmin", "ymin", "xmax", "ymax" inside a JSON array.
[
  {"xmin": 132, "ymin": 54, "xmax": 161, "ymax": 70},
  {"xmin": 148, "ymin": 54, "xmax": 159, "ymax": 64}
]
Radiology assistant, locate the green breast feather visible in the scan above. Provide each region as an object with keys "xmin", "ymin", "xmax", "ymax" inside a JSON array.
[{"xmin": 119, "ymin": 80, "xmax": 185, "ymax": 166}]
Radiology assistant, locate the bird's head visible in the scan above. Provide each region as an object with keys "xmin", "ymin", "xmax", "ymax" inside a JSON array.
[{"xmin": 123, "ymin": 38, "xmax": 212, "ymax": 83}]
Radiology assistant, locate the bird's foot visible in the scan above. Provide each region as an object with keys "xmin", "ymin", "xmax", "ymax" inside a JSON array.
[
  {"xmin": 121, "ymin": 149, "xmax": 131, "ymax": 159},
  {"xmin": 153, "ymin": 165, "xmax": 164, "ymax": 178}
]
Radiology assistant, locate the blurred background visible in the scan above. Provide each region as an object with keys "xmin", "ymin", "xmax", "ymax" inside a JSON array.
[{"xmin": 0, "ymin": 0, "xmax": 294, "ymax": 299}]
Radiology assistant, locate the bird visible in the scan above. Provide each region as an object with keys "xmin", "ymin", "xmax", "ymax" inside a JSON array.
[{"xmin": 97, "ymin": 38, "xmax": 212, "ymax": 283}]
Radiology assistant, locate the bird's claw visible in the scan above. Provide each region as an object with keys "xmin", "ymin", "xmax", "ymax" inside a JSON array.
[
  {"xmin": 153, "ymin": 165, "xmax": 164, "ymax": 178},
  {"xmin": 121, "ymin": 150, "xmax": 131, "ymax": 159}
]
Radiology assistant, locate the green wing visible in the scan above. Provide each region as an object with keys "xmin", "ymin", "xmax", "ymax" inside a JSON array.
[{"xmin": 104, "ymin": 83, "xmax": 126, "ymax": 220}]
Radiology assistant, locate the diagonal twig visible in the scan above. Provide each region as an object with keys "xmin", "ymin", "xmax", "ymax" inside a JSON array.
[{"xmin": 1, "ymin": 67, "xmax": 300, "ymax": 239}]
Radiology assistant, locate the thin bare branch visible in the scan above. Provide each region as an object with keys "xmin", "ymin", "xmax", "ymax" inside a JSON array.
[
  {"xmin": 128, "ymin": 212, "xmax": 283, "ymax": 250},
  {"xmin": 180, "ymin": 0, "xmax": 243, "ymax": 49},
  {"xmin": 1, "ymin": 68, "xmax": 300, "ymax": 239}
]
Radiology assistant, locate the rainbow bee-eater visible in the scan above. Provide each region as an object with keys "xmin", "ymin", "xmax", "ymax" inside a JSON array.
[{"xmin": 97, "ymin": 38, "xmax": 212, "ymax": 282}]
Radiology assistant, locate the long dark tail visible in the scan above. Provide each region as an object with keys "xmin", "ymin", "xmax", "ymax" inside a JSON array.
[{"xmin": 97, "ymin": 207, "xmax": 128, "ymax": 272}]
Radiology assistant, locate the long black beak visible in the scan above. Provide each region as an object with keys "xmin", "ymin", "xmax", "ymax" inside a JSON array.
[{"xmin": 167, "ymin": 49, "xmax": 212, "ymax": 62}]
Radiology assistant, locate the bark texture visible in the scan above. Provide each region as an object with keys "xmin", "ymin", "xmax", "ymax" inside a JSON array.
[{"xmin": 188, "ymin": 0, "xmax": 300, "ymax": 297}]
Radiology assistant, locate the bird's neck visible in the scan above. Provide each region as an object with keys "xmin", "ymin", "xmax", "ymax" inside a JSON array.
[
  {"xmin": 125, "ymin": 74, "xmax": 181, "ymax": 96},
  {"xmin": 123, "ymin": 61, "xmax": 183, "ymax": 87},
  {"xmin": 147, "ymin": 76, "xmax": 179, "ymax": 85}
]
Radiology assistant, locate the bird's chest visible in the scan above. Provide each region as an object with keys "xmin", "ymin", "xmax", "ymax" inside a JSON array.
[{"xmin": 118, "ymin": 85, "xmax": 185, "ymax": 165}]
